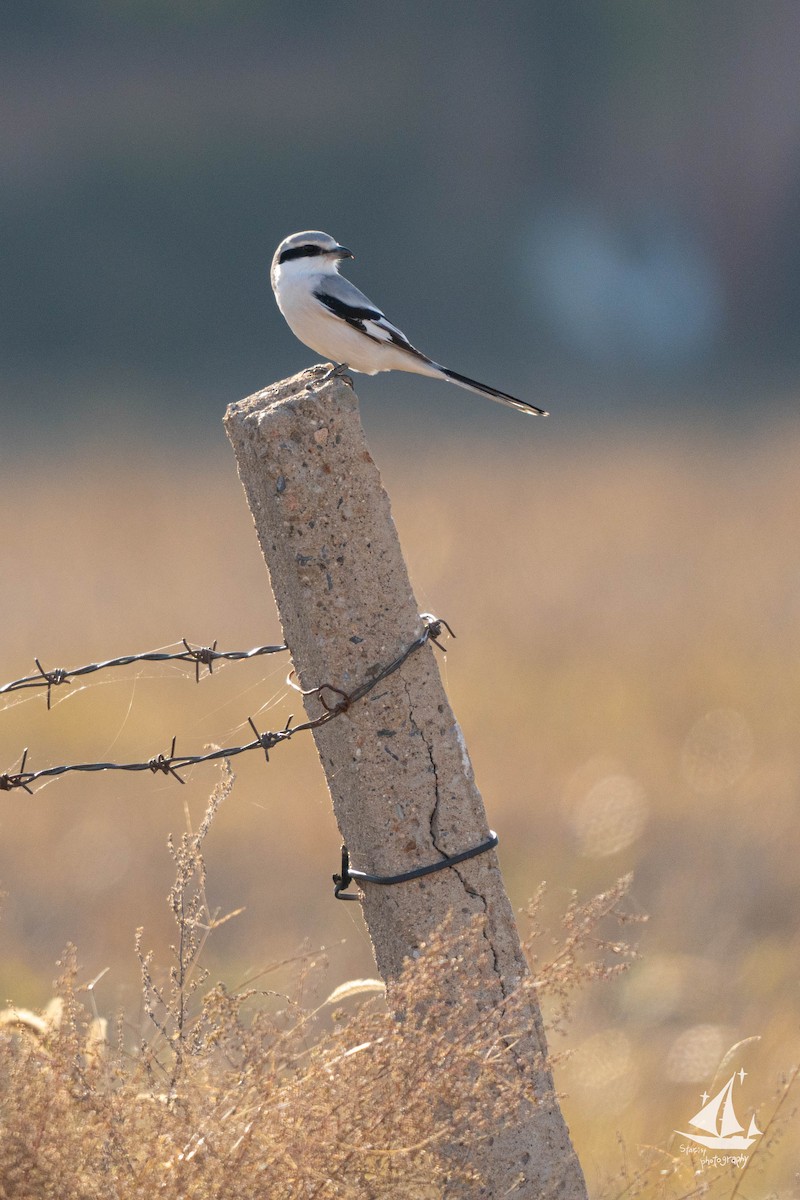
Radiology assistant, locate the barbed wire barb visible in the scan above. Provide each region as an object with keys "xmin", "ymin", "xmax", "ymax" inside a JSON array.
[
  {"xmin": 0, "ymin": 748, "xmax": 32, "ymax": 795},
  {"xmin": 148, "ymin": 736, "xmax": 185, "ymax": 784},
  {"xmin": 182, "ymin": 638, "xmax": 218, "ymax": 683},
  {"xmin": 246, "ymin": 714, "xmax": 294, "ymax": 763},
  {"xmin": 33, "ymin": 659, "xmax": 70, "ymax": 710},
  {"xmin": 0, "ymin": 615, "xmax": 453, "ymax": 795}
]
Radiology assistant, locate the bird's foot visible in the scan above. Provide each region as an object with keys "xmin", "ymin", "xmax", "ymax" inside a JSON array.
[
  {"xmin": 320, "ymin": 361, "xmax": 350, "ymax": 383},
  {"xmin": 304, "ymin": 360, "xmax": 347, "ymax": 393},
  {"xmin": 306, "ymin": 362, "xmax": 350, "ymax": 394}
]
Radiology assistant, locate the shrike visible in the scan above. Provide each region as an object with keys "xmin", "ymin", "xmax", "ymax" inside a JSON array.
[{"xmin": 271, "ymin": 231, "xmax": 547, "ymax": 416}]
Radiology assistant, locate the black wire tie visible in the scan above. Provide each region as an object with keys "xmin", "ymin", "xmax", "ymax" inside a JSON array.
[{"xmin": 333, "ymin": 829, "xmax": 498, "ymax": 901}]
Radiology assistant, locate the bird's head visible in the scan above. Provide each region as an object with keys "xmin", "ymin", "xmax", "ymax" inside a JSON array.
[{"xmin": 271, "ymin": 231, "xmax": 354, "ymax": 286}]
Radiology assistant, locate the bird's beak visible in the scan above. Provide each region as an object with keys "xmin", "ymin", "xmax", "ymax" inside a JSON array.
[{"xmin": 335, "ymin": 245, "xmax": 354, "ymax": 259}]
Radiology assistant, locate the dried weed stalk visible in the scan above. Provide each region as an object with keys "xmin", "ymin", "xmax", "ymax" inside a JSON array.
[
  {"xmin": 135, "ymin": 758, "xmax": 237, "ymax": 1093},
  {"xmin": 524, "ymin": 873, "xmax": 645, "ymax": 1037}
]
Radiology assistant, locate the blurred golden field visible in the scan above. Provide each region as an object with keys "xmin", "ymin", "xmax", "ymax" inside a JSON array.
[{"xmin": 1, "ymin": 405, "xmax": 799, "ymax": 1194}]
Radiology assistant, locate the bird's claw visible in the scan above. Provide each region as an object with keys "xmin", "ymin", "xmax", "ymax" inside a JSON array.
[
  {"xmin": 321, "ymin": 361, "xmax": 351, "ymax": 383},
  {"xmin": 305, "ymin": 362, "xmax": 351, "ymax": 394}
]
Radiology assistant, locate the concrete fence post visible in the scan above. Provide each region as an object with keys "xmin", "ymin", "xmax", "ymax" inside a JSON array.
[{"xmin": 224, "ymin": 365, "xmax": 587, "ymax": 1199}]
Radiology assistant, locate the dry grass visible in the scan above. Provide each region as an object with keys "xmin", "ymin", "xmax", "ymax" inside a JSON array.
[
  {"xmin": 0, "ymin": 764, "xmax": 638, "ymax": 1198},
  {"xmin": 1, "ymin": 415, "xmax": 799, "ymax": 1193}
]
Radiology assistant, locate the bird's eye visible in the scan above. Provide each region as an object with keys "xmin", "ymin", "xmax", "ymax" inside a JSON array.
[{"xmin": 279, "ymin": 245, "xmax": 325, "ymax": 264}]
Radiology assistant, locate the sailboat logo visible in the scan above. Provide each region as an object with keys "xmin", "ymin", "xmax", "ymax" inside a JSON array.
[{"xmin": 676, "ymin": 1069, "xmax": 762, "ymax": 1151}]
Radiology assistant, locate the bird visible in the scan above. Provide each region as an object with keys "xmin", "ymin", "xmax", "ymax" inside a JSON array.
[{"xmin": 270, "ymin": 231, "xmax": 547, "ymax": 416}]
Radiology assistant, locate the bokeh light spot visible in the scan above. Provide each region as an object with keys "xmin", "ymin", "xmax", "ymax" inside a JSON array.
[
  {"xmin": 666, "ymin": 1024, "xmax": 729, "ymax": 1083},
  {"xmin": 681, "ymin": 709, "xmax": 754, "ymax": 794},
  {"xmin": 571, "ymin": 773, "xmax": 648, "ymax": 858}
]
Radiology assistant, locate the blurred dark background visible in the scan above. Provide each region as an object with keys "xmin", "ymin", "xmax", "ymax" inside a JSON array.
[{"xmin": 4, "ymin": 0, "xmax": 800, "ymax": 447}]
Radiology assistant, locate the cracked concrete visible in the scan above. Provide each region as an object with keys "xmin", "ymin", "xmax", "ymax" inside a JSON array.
[{"xmin": 225, "ymin": 367, "xmax": 588, "ymax": 1200}]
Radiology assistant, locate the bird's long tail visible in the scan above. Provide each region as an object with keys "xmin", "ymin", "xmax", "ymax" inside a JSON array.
[{"xmin": 437, "ymin": 367, "xmax": 547, "ymax": 416}]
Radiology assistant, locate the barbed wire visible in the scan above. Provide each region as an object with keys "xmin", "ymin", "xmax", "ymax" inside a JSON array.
[
  {"xmin": 0, "ymin": 638, "xmax": 289, "ymax": 709},
  {"xmin": 0, "ymin": 616, "xmax": 453, "ymax": 795}
]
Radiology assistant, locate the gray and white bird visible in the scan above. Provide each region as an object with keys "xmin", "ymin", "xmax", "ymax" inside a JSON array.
[{"xmin": 270, "ymin": 231, "xmax": 547, "ymax": 416}]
